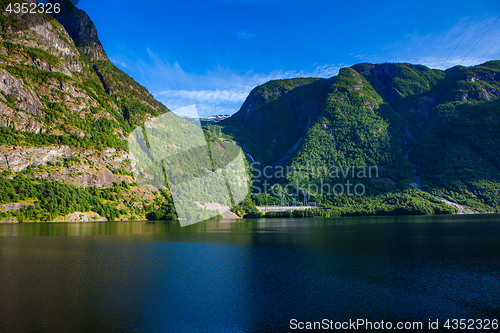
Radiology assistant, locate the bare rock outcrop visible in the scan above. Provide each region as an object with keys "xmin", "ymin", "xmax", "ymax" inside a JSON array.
[
  {"xmin": 0, "ymin": 145, "xmax": 133, "ymax": 188},
  {"xmin": 57, "ymin": 212, "xmax": 108, "ymax": 222},
  {"xmin": 0, "ymin": 68, "xmax": 43, "ymax": 108}
]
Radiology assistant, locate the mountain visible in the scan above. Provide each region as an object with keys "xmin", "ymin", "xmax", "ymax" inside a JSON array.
[
  {"xmin": 1, "ymin": 0, "xmax": 498, "ymax": 221},
  {"xmin": 221, "ymin": 61, "xmax": 500, "ymax": 215},
  {"xmin": 0, "ymin": 0, "xmax": 175, "ymax": 222}
]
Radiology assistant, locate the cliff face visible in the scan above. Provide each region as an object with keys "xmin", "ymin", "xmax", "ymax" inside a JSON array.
[
  {"xmin": 0, "ymin": 0, "xmax": 171, "ymax": 222},
  {"xmin": 52, "ymin": 2, "xmax": 108, "ymax": 62},
  {"xmin": 0, "ymin": 145, "xmax": 129, "ymax": 186},
  {"xmin": 0, "ymin": 0, "xmax": 168, "ymax": 138}
]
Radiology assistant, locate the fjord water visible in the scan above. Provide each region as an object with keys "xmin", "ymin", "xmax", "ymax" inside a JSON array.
[{"xmin": 1, "ymin": 215, "xmax": 499, "ymax": 333}]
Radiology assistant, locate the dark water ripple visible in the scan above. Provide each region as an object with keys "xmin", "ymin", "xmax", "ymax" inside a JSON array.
[{"xmin": 0, "ymin": 215, "xmax": 499, "ymax": 332}]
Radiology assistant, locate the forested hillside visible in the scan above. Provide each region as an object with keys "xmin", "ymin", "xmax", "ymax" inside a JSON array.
[
  {"xmin": 222, "ymin": 61, "xmax": 500, "ymax": 215},
  {"xmin": 0, "ymin": 0, "xmax": 175, "ymax": 222}
]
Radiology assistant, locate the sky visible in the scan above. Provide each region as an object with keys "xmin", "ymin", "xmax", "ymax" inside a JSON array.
[{"xmin": 77, "ymin": 0, "xmax": 500, "ymax": 117}]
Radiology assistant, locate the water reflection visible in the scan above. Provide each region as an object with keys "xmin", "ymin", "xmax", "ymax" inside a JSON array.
[
  {"xmin": 1, "ymin": 214, "xmax": 496, "ymax": 237},
  {"xmin": 1, "ymin": 215, "xmax": 500, "ymax": 333}
]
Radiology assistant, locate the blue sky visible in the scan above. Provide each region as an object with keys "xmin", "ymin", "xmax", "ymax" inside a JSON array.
[{"xmin": 78, "ymin": 0, "xmax": 500, "ymax": 117}]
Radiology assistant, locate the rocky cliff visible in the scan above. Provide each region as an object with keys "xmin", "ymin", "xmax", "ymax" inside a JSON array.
[{"xmin": 0, "ymin": 0, "xmax": 172, "ymax": 222}]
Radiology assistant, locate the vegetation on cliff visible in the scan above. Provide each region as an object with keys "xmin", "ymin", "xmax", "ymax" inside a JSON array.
[
  {"xmin": 1, "ymin": 0, "xmax": 499, "ymax": 221},
  {"xmin": 222, "ymin": 61, "xmax": 500, "ymax": 214},
  {"xmin": 0, "ymin": 0, "xmax": 176, "ymax": 222}
]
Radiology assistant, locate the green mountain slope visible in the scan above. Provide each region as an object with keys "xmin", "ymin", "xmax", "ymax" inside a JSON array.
[
  {"xmin": 222, "ymin": 78, "xmax": 333, "ymax": 165},
  {"xmin": 222, "ymin": 61, "xmax": 500, "ymax": 215},
  {"xmin": 0, "ymin": 0, "xmax": 167, "ymax": 148}
]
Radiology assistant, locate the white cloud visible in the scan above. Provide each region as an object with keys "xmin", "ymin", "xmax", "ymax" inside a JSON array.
[
  {"xmin": 237, "ymin": 31, "xmax": 257, "ymax": 39},
  {"xmin": 355, "ymin": 15, "xmax": 500, "ymax": 70},
  {"xmin": 109, "ymin": 58, "xmax": 128, "ymax": 68},
  {"xmin": 170, "ymin": 104, "xmax": 199, "ymax": 118},
  {"xmin": 294, "ymin": 64, "xmax": 344, "ymax": 78},
  {"xmin": 157, "ymin": 89, "xmax": 249, "ymax": 103},
  {"xmin": 111, "ymin": 14, "xmax": 500, "ymax": 120},
  {"xmin": 120, "ymin": 49, "xmax": 345, "ymax": 117},
  {"xmin": 155, "ymin": 89, "xmax": 251, "ymax": 116}
]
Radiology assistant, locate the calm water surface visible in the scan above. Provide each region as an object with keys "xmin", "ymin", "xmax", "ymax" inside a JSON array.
[{"xmin": 1, "ymin": 215, "xmax": 500, "ymax": 332}]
